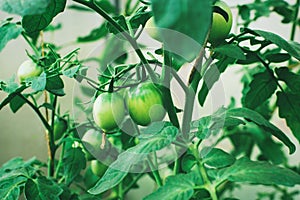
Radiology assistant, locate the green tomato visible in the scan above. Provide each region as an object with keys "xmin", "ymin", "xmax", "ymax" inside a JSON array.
[
  {"xmin": 127, "ymin": 82, "xmax": 166, "ymax": 126},
  {"xmin": 82, "ymin": 129, "xmax": 103, "ymax": 161},
  {"xmin": 93, "ymin": 92, "xmax": 125, "ymax": 132},
  {"xmin": 145, "ymin": 17, "xmax": 163, "ymax": 42},
  {"xmin": 90, "ymin": 160, "xmax": 108, "ymax": 177},
  {"xmin": 83, "ymin": 166, "xmax": 100, "ymax": 189},
  {"xmin": 208, "ymin": 1, "xmax": 233, "ymax": 45},
  {"xmin": 17, "ymin": 60, "xmax": 43, "ymax": 83},
  {"xmin": 53, "ymin": 117, "xmax": 67, "ymax": 141}
]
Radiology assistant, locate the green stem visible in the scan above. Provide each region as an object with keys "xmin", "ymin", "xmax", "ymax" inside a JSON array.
[
  {"xmin": 190, "ymin": 145, "xmax": 219, "ymax": 200},
  {"xmin": 118, "ymin": 182, "xmax": 124, "ymax": 200},
  {"xmin": 114, "ymin": 0, "xmax": 120, "ymax": 14},
  {"xmin": 48, "ymin": 95, "xmax": 58, "ymax": 177},
  {"xmin": 181, "ymin": 47, "xmax": 206, "ymax": 139},
  {"xmin": 180, "ymin": 25, "xmax": 211, "ymax": 139},
  {"xmin": 73, "ymin": 0, "xmax": 158, "ymax": 83},
  {"xmin": 290, "ymin": 0, "xmax": 300, "ymax": 41},
  {"xmin": 256, "ymin": 54, "xmax": 285, "ymax": 92},
  {"xmin": 125, "ymin": 0, "xmax": 133, "ymax": 15},
  {"xmin": 17, "ymin": 93, "xmax": 56, "ymax": 176},
  {"xmin": 161, "ymin": 50, "xmax": 180, "ymax": 128},
  {"xmin": 55, "ymin": 141, "xmax": 66, "ymax": 179},
  {"xmin": 21, "ymin": 32, "xmax": 40, "ymax": 56},
  {"xmin": 122, "ymin": 174, "xmax": 143, "ymax": 195},
  {"xmin": 148, "ymin": 154, "xmax": 163, "ymax": 187},
  {"xmin": 181, "ymin": 88, "xmax": 196, "ymax": 140},
  {"xmin": 170, "ymin": 68, "xmax": 189, "ymax": 94}
]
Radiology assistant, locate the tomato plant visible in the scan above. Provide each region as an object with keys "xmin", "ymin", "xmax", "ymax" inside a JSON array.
[{"xmin": 0, "ymin": 0, "xmax": 300, "ymax": 200}]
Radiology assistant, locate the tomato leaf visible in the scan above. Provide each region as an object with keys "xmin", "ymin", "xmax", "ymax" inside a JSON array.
[
  {"xmin": 191, "ymin": 107, "xmax": 246, "ymax": 139},
  {"xmin": 0, "ymin": 76, "xmax": 19, "ymax": 94},
  {"xmin": 62, "ymin": 146, "xmax": 86, "ymax": 185},
  {"xmin": 0, "ymin": 85, "xmax": 27, "ymax": 110},
  {"xmin": 201, "ymin": 148, "xmax": 235, "ymax": 168},
  {"xmin": 209, "ymin": 157, "xmax": 300, "ymax": 186},
  {"xmin": 214, "ymin": 44, "xmax": 246, "ymax": 60},
  {"xmin": 265, "ymin": 53, "xmax": 291, "ymax": 63},
  {"xmin": 144, "ymin": 172, "xmax": 202, "ymax": 200},
  {"xmin": 0, "ymin": 0, "xmax": 49, "ymax": 16},
  {"xmin": 227, "ymin": 107, "xmax": 296, "ymax": 154},
  {"xmin": 24, "ymin": 177, "xmax": 63, "ymax": 200},
  {"xmin": 9, "ymin": 95, "xmax": 26, "ymax": 113},
  {"xmin": 256, "ymin": 135, "xmax": 287, "ymax": 165},
  {"xmin": 198, "ymin": 57, "xmax": 235, "ymax": 106},
  {"xmin": 31, "ymin": 72, "xmax": 47, "ymax": 92},
  {"xmin": 0, "ymin": 22, "xmax": 23, "ymax": 52},
  {"xmin": 151, "ymin": 0, "xmax": 211, "ymax": 64},
  {"xmin": 275, "ymin": 67, "xmax": 300, "ymax": 93},
  {"xmin": 0, "ymin": 157, "xmax": 44, "ymax": 200},
  {"xmin": 22, "ymin": 0, "xmax": 66, "ymax": 39},
  {"xmin": 88, "ymin": 123, "xmax": 178, "ymax": 195},
  {"xmin": 192, "ymin": 107, "xmax": 295, "ymax": 154},
  {"xmin": 46, "ymin": 75, "xmax": 65, "ymax": 96},
  {"xmin": 129, "ymin": 7, "xmax": 152, "ymax": 30},
  {"xmin": 276, "ymin": 92, "xmax": 300, "ymax": 143},
  {"xmin": 77, "ymin": 23, "xmax": 108, "ymax": 42},
  {"xmin": 248, "ymin": 29, "xmax": 300, "ymax": 60},
  {"xmin": 0, "ymin": 176, "xmax": 27, "ymax": 200},
  {"xmin": 62, "ymin": 65, "xmax": 80, "ymax": 78},
  {"xmin": 0, "ymin": 157, "xmax": 43, "ymax": 174},
  {"xmin": 244, "ymin": 70, "xmax": 277, "ymax": 109}
]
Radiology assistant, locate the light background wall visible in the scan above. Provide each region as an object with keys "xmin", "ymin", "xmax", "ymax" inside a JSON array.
[{"xmin": 0, "ymin": 0, "xmax": 299, "ymax": 199}]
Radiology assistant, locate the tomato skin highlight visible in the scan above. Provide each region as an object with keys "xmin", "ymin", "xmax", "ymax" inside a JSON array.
[
  {"xmin": 127, "ymin": 82, "xmax": 166, "ymax": 126},
  {"xmin": 17, "ymin": 60, "xmax": 43, "ymax": 82},
  {"xmin": 208, "ymin": 1, "xmax": 233, "ymax": 45},
  {"xmin": 93, "ymin": 92, "xmax": 125, "ymax": 132}
]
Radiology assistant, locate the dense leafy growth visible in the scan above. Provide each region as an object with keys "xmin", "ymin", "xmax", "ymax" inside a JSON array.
[{"xmin": 0, "ymin": 0, "xmax": 300, "ymax": 199}]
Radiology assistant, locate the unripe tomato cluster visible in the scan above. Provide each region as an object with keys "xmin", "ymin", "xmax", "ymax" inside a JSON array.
[{"xmin": 92, "ymin": 82, "xmax": 166, "ymax": 132}]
